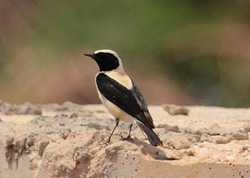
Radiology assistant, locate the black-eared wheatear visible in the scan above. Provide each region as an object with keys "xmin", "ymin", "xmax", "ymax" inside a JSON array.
[{"xmin": 85, "ymin": 49, "xmax": 162, "ymax": 146}]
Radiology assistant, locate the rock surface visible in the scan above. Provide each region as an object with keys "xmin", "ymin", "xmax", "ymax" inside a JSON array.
[{"xmin": 0, "ymin": 101, "xmax": 250, "ymax": 178}]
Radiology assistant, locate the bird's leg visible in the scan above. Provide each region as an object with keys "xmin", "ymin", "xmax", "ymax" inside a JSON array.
[
  {"xmin": 106, "ymin": 118, "xmax": 119, "ymax": 144},
  {"xmin": 121, "ymin": 124, "xmax": 133, "ymax": 140}
]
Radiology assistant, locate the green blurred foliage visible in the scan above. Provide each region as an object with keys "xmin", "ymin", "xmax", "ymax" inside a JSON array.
[
  {"xmin": 29, "ymin": 0, "xmax": 215, "ymax": 57},
  {"xmin": 1, "ymin": 0, "xmax": 250, "ymax": 107}
]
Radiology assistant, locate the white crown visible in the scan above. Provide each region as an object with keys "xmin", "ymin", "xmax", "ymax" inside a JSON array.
[{"xmin": 94, "ymin": 49, "xmax": 119, "ymax": 59}]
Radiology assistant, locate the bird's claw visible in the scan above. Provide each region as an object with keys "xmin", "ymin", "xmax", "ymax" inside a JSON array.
[
  {"xmin": 98, "ymin": 136, "xmax": 111, "ymax": 145},
  {"xmin": 120, "ymin": 134, "xmax": 132, "ymax": 141}
]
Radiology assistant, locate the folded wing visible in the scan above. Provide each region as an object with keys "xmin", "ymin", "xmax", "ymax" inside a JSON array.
[{"xmin": 96, "ymin": 73, "xmax": 154, "ymax": 129}]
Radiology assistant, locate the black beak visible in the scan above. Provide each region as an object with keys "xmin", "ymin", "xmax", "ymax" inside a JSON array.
[{"xmin": 84, "ymin": 53, "xmax": 95, "ymax": 59}]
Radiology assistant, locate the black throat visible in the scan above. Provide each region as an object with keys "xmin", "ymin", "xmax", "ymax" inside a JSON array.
[{"xmin": 94, "ymin": 52, "xmax": 119, "ymax": 71}]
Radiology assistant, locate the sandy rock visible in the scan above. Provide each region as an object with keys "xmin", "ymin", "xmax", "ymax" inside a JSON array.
[
  {"xmin": 166, "ymin": 135, "xmax": 193, "ymax": 150},
  {"xmin": 1, "ymin": 103, "xmax": 250, "ymax": 177},
  {"xmin": 200, "ymin": 133, "xmax": 212, "ymax": 142},
  {"xmin": 0, "ymin": 100, "xmax": 42, "ymax": 115},
  {"xmin": 157, "ymin": 124, "xmax": 180, "ymax": 132},
  {"xmin": 231, "ymin": 132, "xmax": 248, "ymax": 140},
  {"xmin": 212, "ymin": 135, "xmax": 233, "ymax": 144}
]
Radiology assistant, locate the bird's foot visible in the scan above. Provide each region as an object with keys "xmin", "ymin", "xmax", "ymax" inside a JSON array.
[
  {"xmin": 120, "ymin": 134, "xmax": 133, "ymax": 141},
  {"xmin": 98, "ymin": 136, "xmax": 111, "ymax": 145}
]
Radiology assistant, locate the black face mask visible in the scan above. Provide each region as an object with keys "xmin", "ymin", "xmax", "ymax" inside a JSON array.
[{"xmin": 88, "ymin": 52, "xmax": 119, "ymax": 72}]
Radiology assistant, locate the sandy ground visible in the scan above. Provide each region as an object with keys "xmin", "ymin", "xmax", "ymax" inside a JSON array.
[{"xmin": 0, "ymin": 101, "xmax": 250, "ymax": 178}]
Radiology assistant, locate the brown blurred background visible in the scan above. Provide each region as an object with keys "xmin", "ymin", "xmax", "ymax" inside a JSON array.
[{"xmin": 1, "ymin": 0, "xmax": 250, "ymax": 107}]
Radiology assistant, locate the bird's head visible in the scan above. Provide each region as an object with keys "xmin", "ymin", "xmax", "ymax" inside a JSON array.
[{"xmin": 84, "ymin": 49, "xmax": 124, "ymax": 72}]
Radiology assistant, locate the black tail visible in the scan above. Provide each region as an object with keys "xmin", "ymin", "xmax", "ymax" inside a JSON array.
[{"xmin": 136, "ymin": 121, "xmax": 163, "ymax": 146}]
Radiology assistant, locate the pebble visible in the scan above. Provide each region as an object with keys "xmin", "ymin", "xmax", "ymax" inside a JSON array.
[{"xmin": 163, "ymin": 104, "xmax": 189, "ymax": 116}]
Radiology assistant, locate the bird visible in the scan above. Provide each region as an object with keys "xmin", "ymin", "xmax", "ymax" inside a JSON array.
[{"xmin": 84, "ymin": 49, "xmax": 162, "ymax": 146}]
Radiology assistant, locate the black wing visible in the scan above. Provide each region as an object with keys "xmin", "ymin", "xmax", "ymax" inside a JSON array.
[
  {"xmin": 96, "ymin": 73, "xmax": 154, "ymax": 129},
  {"xmin": 130, "ymin": 81, "xmax": 154, "ymax": 127}
]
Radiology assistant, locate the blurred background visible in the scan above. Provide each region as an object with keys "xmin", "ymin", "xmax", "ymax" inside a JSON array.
[{"xmin": 1, "ymin": 0, "xmax": 250, "ymax": 107}]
